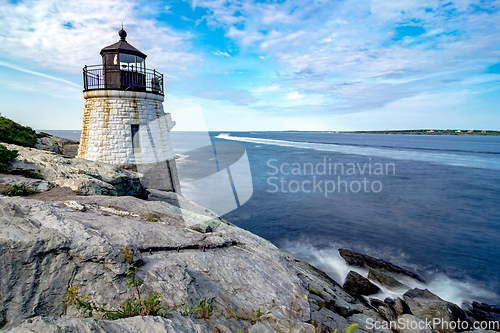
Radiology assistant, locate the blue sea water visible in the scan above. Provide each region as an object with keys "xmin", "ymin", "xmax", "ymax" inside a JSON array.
[
  {"xmin": 44, "ymin": 130, "xmax": 500, "ymax": 305},
  {"xmin": 209, "ymin": 132, "xmax": 500, "ymax": 305}
]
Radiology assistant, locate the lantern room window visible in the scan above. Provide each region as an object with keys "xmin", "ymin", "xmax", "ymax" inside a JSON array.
[{"xmin": 119, "ymin": 54, "xmax": 145, "ymax": 74}]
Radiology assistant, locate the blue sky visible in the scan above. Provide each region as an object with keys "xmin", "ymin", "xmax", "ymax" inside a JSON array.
[{"xmin": 0, "ymin": 0, "xmax": 499, "ymax": 131}]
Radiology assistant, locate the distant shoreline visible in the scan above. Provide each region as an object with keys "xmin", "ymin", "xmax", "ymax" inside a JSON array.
[
  {"xmin": 255, "ymin": 130, "xmax": 500, "ymax": 135},
  {"xmin": 341, "ymin": 130, "xmax": 500, "ymax": 136},
  {"xmin": 39, "ymin": 129, "xmax": 500, "ymax": 136}
]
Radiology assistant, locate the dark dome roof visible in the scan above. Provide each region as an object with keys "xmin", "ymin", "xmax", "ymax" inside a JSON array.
[{"xmin": 100, "ymin": 29, "xmax": 146, "ymax": 58}]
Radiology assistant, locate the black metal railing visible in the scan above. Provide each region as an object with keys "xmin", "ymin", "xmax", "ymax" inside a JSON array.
[{"xmin": 83, "ymin": 65, "xmax": 164, "ymax": 95}]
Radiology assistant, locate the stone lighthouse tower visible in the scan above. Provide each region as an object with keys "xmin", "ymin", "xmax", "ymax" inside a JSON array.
[{"xmin": 78, "ymin": 28, "xmax": 180, "ymax": 193}]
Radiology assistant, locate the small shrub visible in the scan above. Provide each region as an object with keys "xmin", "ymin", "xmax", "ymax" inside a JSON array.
[
  {"xmin": 7, "ymin": 184, "xmax": 39, "ymax": 197},
  {"xmin": 196, "ymin": 298, "xmax": 214, "ymax": 319},
  {"xmin": 122, "ymin": 246, "xmax": 143, "ymax": 299},
  {"xmin": 190, "ymin": 227, "xmax": 203, "ymax": 232},
  {"xmin": 145, "ymin": 216, "xmax": 158, "ymax": 222},
  {"xmin": 0, "ymin": 116, "xmax": 39, "ymax": 147},
  {"xmin": 181, "ymin": 298, "xmax": 213, "ymax": 319},
  {"xmin": 140, "ymin": 290, "xmax": 168, "ymax": 316},
  {"xmin": 0, "ymin": 144, "xmax": 18, "ymax": 172},
  {"xmin": 64, "ymin": 246, "xmax": 170, "ymax": 320},
  {"xmin": 104, "ymin": 290, "xmax": 169, "ymax": 320}
]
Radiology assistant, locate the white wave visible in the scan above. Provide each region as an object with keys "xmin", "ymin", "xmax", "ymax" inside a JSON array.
[
  {"xmin": 216, "ymin": 134, "xmax": 500, "ymax": 170},
  {"xmin": 282, "ymin": 242, "xmax": 499, "ymax": 306}
]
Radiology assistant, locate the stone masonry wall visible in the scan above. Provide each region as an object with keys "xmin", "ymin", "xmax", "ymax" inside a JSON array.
[{"xmin": 78, "ymin": 90, "xmax": 175, "ymax": 166}]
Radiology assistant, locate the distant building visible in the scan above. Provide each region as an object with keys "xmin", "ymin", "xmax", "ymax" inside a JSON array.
[{"xmin": 78, "ymin": 29, "xmax": 180, "ymax": 193}]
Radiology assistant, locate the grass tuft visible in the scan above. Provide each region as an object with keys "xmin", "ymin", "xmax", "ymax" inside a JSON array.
[
  {"xmin": 145, "ymin": 216, "xmax": 158, "ymax": 222},
  {"xmin": 308, "ymin": 287, "xmax": 323, "ymax": 297},
  {"xmin": 7, "ymin": 184, "xmax": 39, "ymax": 197}
]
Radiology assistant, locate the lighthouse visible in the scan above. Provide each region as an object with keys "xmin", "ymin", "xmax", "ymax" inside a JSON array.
[{"xmin": 78, "ymin": 28, "xmax": 180, "ymax": 193}]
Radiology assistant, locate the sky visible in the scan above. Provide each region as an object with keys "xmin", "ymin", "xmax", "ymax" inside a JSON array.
[{"xmin": 0, "ymin": 0, "xmax": 499, "ymax": 131}]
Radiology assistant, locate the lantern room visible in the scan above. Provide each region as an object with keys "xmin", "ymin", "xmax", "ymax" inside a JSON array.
[{"xmin": 83, "ymin": 29, "xmax": 163, "ymax": 94}]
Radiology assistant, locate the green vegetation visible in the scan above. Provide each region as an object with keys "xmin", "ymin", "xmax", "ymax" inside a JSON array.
[
  {"xmin": 10, "ymin": 170, "xmax": 43, "ymax": 179},
  {"xmin": 345, "ymin": 129, "xmax": 500, "ymax": 136},
  {"xmin": 145, "ymin": 216, "xmax": 158, "ymax": 222},
  {"xmin": 0, "ymin": 143, "xmax": 42, "ymax": 179},
  {"xmin": 245, "ymin": 308, "xmax": 271, "ymax": 325},
  {"xmin": 0, "ymin": 116, "xmax": 47, "ymax": 147},
  {"xmin": 190, "ymin": 226, "xmax": 203, "ymax": 232},
  {"xmin": 308, "ymin": 287, "xmax": 323, "ymax": 297},
  {"xmin": 62, "ymin": 247, "xmax": 352, "ymax": 331},
  {"xmin": 6, "ymin": 184, "xmax": 39, "ymax": 197},
  {"xmin": 345, "ymin": 324, "xmax": 359, "ymax": 333},
  {"xmin": 308, "ymin": 323, "xmax": 358, "ymax": 333},
  {"xmin": 190, "ymin": 298, "xmax": 214, "ymax": 319},
  {"xmin": 0, "ymin": 144, "xmax": 18, "ymax": 172},
  {"xmin": 63, "ymin": 246, "xmax": 170, "ymax": 319},
  {"xmin": 179, "ymin": 298, "xmax": 214, "ymax": 318}
]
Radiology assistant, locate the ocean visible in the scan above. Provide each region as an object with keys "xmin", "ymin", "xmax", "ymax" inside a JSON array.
[{"xmin": 44, "ymin": 130, "xmax": 500, "ymax": 305}]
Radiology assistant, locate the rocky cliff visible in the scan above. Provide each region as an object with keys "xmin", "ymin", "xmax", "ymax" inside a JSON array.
[{"xmin": 0, "ymin": 140, "xmax": 498, "ymax": 333}]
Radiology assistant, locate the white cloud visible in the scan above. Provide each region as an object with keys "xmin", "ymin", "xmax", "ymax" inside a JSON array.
[
  {"xmin": 285, "ymin": 91, "xmax": 304, "ymax": 100},
  {"xmin": 0, "ymin": 0, "xmax": 201, "ymax": 75},
  {"xmin": 190, "ymin": 0, "xmax": 500, "ymax": 112},
  {"xmin": 251, "ymin": 85, "xmax": 280, "ymax": 93},
  {"xmin": 213, "ymin": 50, "xmax": 231, "ymax": 57}
]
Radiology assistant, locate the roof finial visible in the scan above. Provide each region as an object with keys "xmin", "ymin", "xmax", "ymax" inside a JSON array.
[{"xmin": 119, "ymin": 23, "xmax": 127, "ymax": 41}]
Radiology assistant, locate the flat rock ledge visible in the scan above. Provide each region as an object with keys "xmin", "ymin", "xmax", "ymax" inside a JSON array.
[{"xmin": 0, "ymin": 193, "xmax": 390, "ymax": 333}]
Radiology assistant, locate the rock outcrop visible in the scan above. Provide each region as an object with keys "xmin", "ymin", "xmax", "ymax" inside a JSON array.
[
  {"xmin": 35, "ymin": 136, "xmax": 78, "ymax": 155},
  {"xmin": 3, "ymin": 143, "xmax": 147, "ymax": 197},
  {"xmin": 0, "ymin": 194, "xmax": 390, "ymax": 333},
  {"xmin": 2, "ymin": 119, "xmax": 499, "ymax": 333},
  {"xmin": 464, "ymin": 302, "xmax": 500, "ymax": 324},
  {"xmin": 343, "ymin": 271, "xmax": 381, "ymax": 296},
  {"xmin": 368, "ymin": 269, "xmax": 409, "ymax": 291},
  {"xmin": 339, "ymin": 249, "xmax": 425, "ymax": 283},
  {"xmin": 403, "ymin": 288, "xmax": 468, "ymax": 333},
  {"xmin": 0, "ymin": 174, "xmax": 51, "ymax": 192}
]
